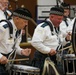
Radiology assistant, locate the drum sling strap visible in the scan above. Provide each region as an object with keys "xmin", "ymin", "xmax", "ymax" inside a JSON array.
[
  {"xmin": 0, "ymin": 20, "xmax": 13, "ymax": 38},
  {"xmin": 44, "ymin": 20, "xmax": 60, "ymax": 35},
  {"xmin": 44, "ymin": 20, "xmax": 61, "ymax": 50},
  {"xmin": 44, "ymin": 20, "xmax": 54, "ymax": 35},
  {"xmin": 5, "ymin": 39, "xmax": 19, "ymax": 72},
  {"xmin": 64, "ymin": 19, "xmax": 68, "ymax": 27}
]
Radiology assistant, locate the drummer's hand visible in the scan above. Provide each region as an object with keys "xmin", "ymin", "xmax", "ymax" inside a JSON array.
[
  {"xmin": 49, "ymin": 49, "xmax": 56, "ymax": 56},
  {"xmin": 0, "ymin": 56, "xmax": 8, "ymax": 64},
  {"xmin": 21, "ymin": 48, "xmax": 31, "ymax": 56},
  {"xmin": 65, "ymin": 32, "xmax": 72, "ymax": 41}
]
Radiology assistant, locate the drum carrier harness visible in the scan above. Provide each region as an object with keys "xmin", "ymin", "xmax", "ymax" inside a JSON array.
[
  {"xmin": 43, "ymin": 20, "xmax": 60, "ymax": 35},
  {"xmin": 0, "ymin": 20, "xmax": 13, "ymax": 39}
]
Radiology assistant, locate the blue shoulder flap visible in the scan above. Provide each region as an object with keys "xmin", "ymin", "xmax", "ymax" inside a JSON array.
[
  {"xmin": 41, "ymin": 22, "xmax": 48, "ymax": 28},
  {"xmin": 3, "ymin": 24, "xmax": 9, "ymax": 29}
]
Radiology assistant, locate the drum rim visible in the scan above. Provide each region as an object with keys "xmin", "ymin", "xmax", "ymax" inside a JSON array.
[
  {"xmin": 72, "ymin": 18, "xmax": 76, "ymax": 55},
  {"xmin": 12, "ymin": 64, "xmax": 40, "ymax": 72}
]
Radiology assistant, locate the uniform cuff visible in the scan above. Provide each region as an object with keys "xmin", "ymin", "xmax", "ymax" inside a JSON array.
[
  {"xmin": 16, "ymin": 48, "xmax": 23, "ymax": 55},
  {"xmin": 0, "ymin": 53, "xmax": 3, "ymax": 59}
]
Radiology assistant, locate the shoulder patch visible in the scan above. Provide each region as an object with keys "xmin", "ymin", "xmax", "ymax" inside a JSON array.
[
  {"xmin": 41, "ymin": 22, "xmax": 48, "ymax": 28},
  {"xmin": 3, "ymin": 24, "xmax": 9, "ymax": 29}
]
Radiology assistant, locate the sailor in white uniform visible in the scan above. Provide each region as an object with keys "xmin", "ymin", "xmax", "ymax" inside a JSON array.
[
  {"xmin": 0, "ymin": 8, "xmax": 32, "ymax": 75},
  {"xmin": 60, "ymin": 2, "xmax": 72, "ymax": 37},
  {"xmin": 31, "ymin": 6, "xmax": 71, "ymax": 75}
]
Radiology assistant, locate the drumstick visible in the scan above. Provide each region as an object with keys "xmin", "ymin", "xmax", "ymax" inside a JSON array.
[
  {"xmin": 58, "ymin": 45, "xmax": 72, "ymax": 52},
  {"xmin": 8, "ymin": 58, "xmax": 29, "ymax": 62}
]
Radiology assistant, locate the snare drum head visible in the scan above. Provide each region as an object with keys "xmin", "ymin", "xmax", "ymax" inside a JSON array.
[
  {"xmin": 72, "ymin": 18, "xmax": 76, "ymax": 55},
  {"xmin": 12, "ymin": 64, "xmax": 40, "ymax": 72},
  {"xmin": 63, "ymin": 54, "xmax": 75, "ymax": 58}
]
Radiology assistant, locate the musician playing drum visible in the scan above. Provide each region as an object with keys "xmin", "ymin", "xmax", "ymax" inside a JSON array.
[
  {"xmin": 31, "ymin": 6, "xmax": 71, "ymax": 75},
  {"xmin": 0, "ymin": 8, "xmax": 32, "ymax": 75}
]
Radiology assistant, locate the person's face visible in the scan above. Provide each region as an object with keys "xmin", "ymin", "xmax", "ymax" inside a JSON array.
[
  {"xmin": 0, "ymin": 0, "xmax": 9, "ymax": 11},
  {"xmin": 14, "ymin": 17, "xmax": 28, "ymax": 30},
  {"xmin": 50, "ymin": 14, "xmax": 63, "ymax": 27},
  {"xmin": 64, "ymin": 9, "xmax": 70, "ymax": 17}
]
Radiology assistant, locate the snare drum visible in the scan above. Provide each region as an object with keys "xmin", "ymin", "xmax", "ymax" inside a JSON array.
[
  {"xmin": 62, "ymin": 55, "xmax": 76, "ymax": 75},
  {"xmin": 10, "ymin": 64, "xmax": 40, "ymax": 75}
]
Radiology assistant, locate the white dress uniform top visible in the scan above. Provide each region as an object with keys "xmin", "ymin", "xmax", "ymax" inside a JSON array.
[
  {"xmin": 0, "ymin": 10, "xmax": 6, "ymax": 20},
  {"xmin": 0, "ymin": 19, "xmax": 23, "ymax": 58},
  {"xmin": 67, "ymin": 17, "xmax": 76, "ymax": 33},
  {"xmin": 0, "ymin": 9, "xmax": 16, "ymax": 58},
  {"xmin": 60, "ymin": 18, "xmax": 71, "ymax": 37},
  {"xmin": 31, "ymin": 18, "xmax": 67, "ymax": 54},
  {"xmin": 0, "ymin": 9, "xmax": 12, "ymax": 20}
]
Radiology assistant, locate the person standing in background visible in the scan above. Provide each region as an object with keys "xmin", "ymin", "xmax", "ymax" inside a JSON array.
[
  {"xmin": 60, "ymin": 2, "xmax": 72, "ymax": 54},
  {"xmin": 60, "ymin": 2, "xmax": 71, "ymax": 37},
  {"xmin": 0, "ymin": 0, "xmax": 12, "ymax": 20}
]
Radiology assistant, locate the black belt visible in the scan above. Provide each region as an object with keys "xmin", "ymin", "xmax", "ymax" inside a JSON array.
[{"xmin": 0, "ymin": 63, "xmax": 5, "ymax": 67}]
